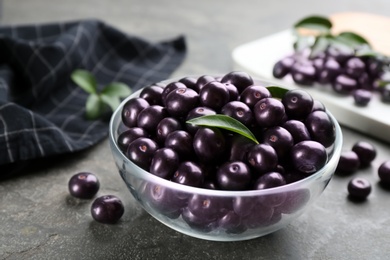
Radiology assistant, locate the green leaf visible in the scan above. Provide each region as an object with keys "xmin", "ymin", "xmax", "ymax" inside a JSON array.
[
  {"xmin": 294, "ymin": 15, "xmax": 332, "ymax": 33},
  {"xmin": 310, "ymin": 35, "xmax": 331, "ymax": 58},
  {"xmin": 293, "ymin": 35, "xmax": 312, "ymax": 52},
  {"xmin": 355, "ymin": 48, "xmax": 383, "ymax": 58},
  {"xmin": 101, "ymin": 82, "xmax": 132, "ymax": 98},
  {"xmin": 186, "ymin": 115, "xmax": 259, "ymax": 144},
  {"xmin": 333, "ymin": 32, "xmax": 371, "ymax": 48},
  {"xmin": 376, "ymin": 80, "xmax": 390, "ymax": 88},
  {"xmin": 266, "ymin": 86, "xmax": 289, "ymax": 98},
  {"xmin": 71, "ymin": 69, "xmax": 97, "ymax": 94},
  {"xmin": 85, "ymin": 94, "xmax": 104, "ymax": 120},
  {"xmin": 101, "ymin": 93, "xmax": 121, "ymax": 112}
]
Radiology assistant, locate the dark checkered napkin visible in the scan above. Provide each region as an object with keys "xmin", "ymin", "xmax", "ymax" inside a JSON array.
[{"xmin": 0, "ymin": 19, "xmax": 186, "ymax": 178}]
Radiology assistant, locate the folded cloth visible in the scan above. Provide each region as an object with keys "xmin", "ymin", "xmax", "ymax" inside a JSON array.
[{"xmin": 0, "ymin": 19, "xmax": 186, "ymax": 178}]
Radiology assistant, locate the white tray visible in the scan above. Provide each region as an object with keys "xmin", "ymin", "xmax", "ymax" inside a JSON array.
[{"xmin": 232, "ymin": 30, "xmax": 390, "ymax": 143}]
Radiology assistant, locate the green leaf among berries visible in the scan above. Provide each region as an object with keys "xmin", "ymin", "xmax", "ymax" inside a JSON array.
[
  {"xmin": 333, "ymin": 32, "xmax": 371, "ymax": 48},
  {"xmin": 186, "ymin": 114, "xmax": 259, "ymax": 144},
  {"xmin": 266, "ymin": 86, "xmax": 289, "ymax": 99}
]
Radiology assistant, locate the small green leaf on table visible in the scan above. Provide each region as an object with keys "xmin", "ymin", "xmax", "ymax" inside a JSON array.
[
  {"xmin": 101, "ymin": 82, "xmax": 132, "ymax": 98},
  {"xmin": 101, "ymin": 94, "xmax": 121, "ymax": 112},
  {"xmin": 86, "ymin": 94, "xmax": 104, "ymax": 120},
  {"xmin": 71, "ymin": 69, "xmax": 97, "ymax": 94},
  {"xmin": 71, "ymin": 69, "xmax": 132, "ymax": 120}
]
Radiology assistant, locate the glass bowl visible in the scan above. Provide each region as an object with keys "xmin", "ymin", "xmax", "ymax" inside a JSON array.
[{"xmin": 108, "ymin": 77, "xmax": 343, "ymax": 241}]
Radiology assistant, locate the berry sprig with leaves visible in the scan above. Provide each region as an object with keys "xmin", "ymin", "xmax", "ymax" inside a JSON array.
[
  {"xmin": 71, "ymin": 69, "xmax": 132, "ymax": 120},
  {"xmin": 273, "ymin": 16, "xmax": 390, "ymax": 101},
  {"xmin": 293, "ymin": 15, "xmax": 389, "ymax": 60}
]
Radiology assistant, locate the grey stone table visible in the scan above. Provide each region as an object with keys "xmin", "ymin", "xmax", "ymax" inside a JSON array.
[{"xmin": 1, "ymin": 1, "xmax": 390, "ymax": 259}]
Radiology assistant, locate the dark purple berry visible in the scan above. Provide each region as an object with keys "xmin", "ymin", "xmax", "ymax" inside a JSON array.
[
  {"xmin": 199, "ymin": 81, "xmax": 230, "ymax": 111},
  {"xmin": 312, "ymin": 57, "xmax": 324, "ymax": 76},
  {"xmin": 291, "ymin": 61, "xmax": 316, "ymax": 85},
  {"xmin": 223, "ymin": 83, "xmax": 239, "ymax": 101},
  {"xmin": 186, "ymin": 107, "xmax": 217, "ymax": 135},
  {"xmin": 326, "ymin": 44, "xmax": 353, "ymax": 64},
  {"xmin": 262, "ymin": 126, "xmax": 294, "ymax": 158},
  {"xmin": 195, "ymin": 75, "xmax": 216, "ymax": 92},
  {"xmin": 282, "ymin": 120, "xmax": 311, "ymax": 144},
  {"xmin": 68, "ymin": 172, "xmax": 100, "ymax": 199},
  {"xmin": 282, "ymin": 169, "xmax": 307, "ymax": 184},
  {"xmin": 305, "ymin": 111, "xmax": 335, "ymax": 148},
  {"xmin": 221, "ymin": 101, "xmax": 254, "ymax": 126},
  {"xmin": 247, "ymin": 144, "xmax": 278, "ymax": 175},
  {"xmin": 353, "ymin": 89, "xmax": 372, "ymax": 106},
  {"xmin": 378, "ymin": 161, "xmax": 390, "ymax": 186},
  {"xmin": 366, "ymin": 58, "xmax": 383, "ymax": 78},
  {"xmin": 317, "ymin": 58, "xmax": 342, "ymax": 84},
  {"xmin": 253, "ymin": 97, "xmax": 286, "ymax": 127},
  {"xmin": 127, "ymin": 137, "xmax": 158, "ymax": 170},
  {"xmin": 253, "ymin": 172, "xmax": 286, "ymax": 190},
  {"xmin": 144, "ymin": 184, "xmax": 186, "ymax": 218},
  {"xmin": 357, "ymin": 72, "xmax": 374, "ymax": 91},
  {"xmin": 239, "ymin": 85, "xmax": 271, "ymax": 108},
  {"xmin": 155, "ymin": 117, "xmax": 182, "ymax": 144},
  {"xmin": 254, "ymin": 172, "xmax": 286, "ymax": 207},
  {"xmin": 91, "ymin": 195, "xmax": 124, "ymax": 224},
  {"xmin": 193, "ymin": 127, "xmax": 226, "ymax": 163},
  {"xmin": 121, "ymin": 98, "xmax": 149, "ymax": 128},
  {"xmin": 232, "ymin": 196, "xmax": 258, "ymax": 217},
  {"xmin": 282, "ymin": 89, "xmax": 314, "ymax": 120},
  {"xmin": 139, "ymin": 85, "xmax": 164, "ymax": 105},
  {"xmin": 181, "ymin": 207, "xmax": 216, "ymax": 232},
  {"xmin": 241, "ymin": 204, "xmax": 274, "ymax": 229},
  {"xmin": 332, "ymin": 74, "xmax": 358, "ymax": 94},
  {"xmin": 275, "ymin": 189, "xmax": 310, "ymax": 214},
  {"xmin": 187, "ymin": 194, "xmax": 230, "ymax": 222},
  {"xmin": 345, "ymin": 57, "xmax": 366, "ymax": 78},
  {"xmin": 137, "ymin": 105, "xmax": 167, "ymax": 133},
  {"xmin": 172, "ymin": 161, "xmax": 204, "ymax": 187},
  {"xmin": 161, "ymin": 81, "xmax": 187, "ymax": 105},
  {"xmin": 164, "ymin": 130, "xmax": 193, "ymax": 159},
  {"xmin": 216, "ymin": 161, "xmax": 252, "ymax": 190},
  {"xmin": 352, "ymin": 141, "xmax": 377, "ymax": 167},
  {"xmin": 336, "ymin": 151, "xmax": 360, "ymax": 175},
  {"xmin": 220, "ymin": 71, "xmax": 254, "ymax": 93},
  {"xmin": 218, "ymin": 211, "xmax": 246, "ymax": 234},
  {"xmin": 150, "ymin": 148, "xmax": 180, "ymax": 179},
  {"xmin": 117, "ymin": 127, "xmax": 149, "ymax": 152},
  {"xmin": 165, "ymin": 88, "xmax": 199, "ymax": 117},
  {"xmin": 179, "ymin": 76, "xmax": 198, "ymax": 90},
  {"xmin": 290, "ymin": 140, "xmax": 327, "ymax": 174},
  {"xmin": 311, "ymin": 100, "xmax": 326, "ymax": 112},
  {"xmin": 228, "ymin": 135, "xmax": 255, "ymax": 162},
  {"xmin": 273, "ymin": 56, "xmax": 295, "ymax": 78},
  {"xmin": 347, "ymin": 178, "xmax": 371, "ymax": 201}
]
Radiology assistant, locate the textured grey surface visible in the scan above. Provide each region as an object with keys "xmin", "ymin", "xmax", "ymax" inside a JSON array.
[{"xmin": 1, "ymin": 1, "xmax": 390, "ymax": 259}]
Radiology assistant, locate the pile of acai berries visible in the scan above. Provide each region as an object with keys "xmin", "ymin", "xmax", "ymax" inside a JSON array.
[
  {"xmin": 273, "ymin": 45, "xmax": 390, "ymax": 106},
  {"xmin": 117, "ymin": 71, "xmax": 336, "ymax": 191}
]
